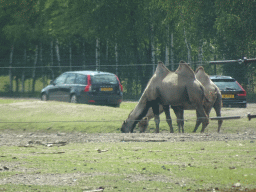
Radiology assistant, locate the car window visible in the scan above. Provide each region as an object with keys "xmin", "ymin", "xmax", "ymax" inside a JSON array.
[
  {"xmin": 213, "ymin": 81, "xmax": 242, "ymax": 91},
  {"xmin": 76, "ymin": 74, "xmax": 87, "ymax": 85},
  {"xmin": 54, "ymin": 73, "xmax": 69, "ymax": 85},
  {"xmin": 65, "ymin": 73, "xmax": 76, "ymax": 84},
  {"xmin": 91, "ymin": 74, "xmax": 117, "ymax": 84}
]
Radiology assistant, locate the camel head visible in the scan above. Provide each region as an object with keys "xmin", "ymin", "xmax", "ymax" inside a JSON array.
[{"xmin": 121, "ymin": 119, "xmax": 135, "ymax": 133}]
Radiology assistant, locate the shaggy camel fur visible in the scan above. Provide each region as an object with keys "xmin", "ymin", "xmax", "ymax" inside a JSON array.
[
  {"xmin": 121, "ymin": 61, "xmax": 209, "ymax": 133},
  {"xmin": 138, "ymin": 66, "xmax": 223, "ymax": 133}
]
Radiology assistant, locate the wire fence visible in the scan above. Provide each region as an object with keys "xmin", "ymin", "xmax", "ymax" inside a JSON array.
[
  {"xmin": 0, "ymin": 61, "xmax": 216, "ymax": 101},
  {"xmin": 0, "ymin": 112, "xmax": 253, "ymax": 124},
  {"xmin": 1, "ymin": 59, "xmax": 256, "ymax": 101}
]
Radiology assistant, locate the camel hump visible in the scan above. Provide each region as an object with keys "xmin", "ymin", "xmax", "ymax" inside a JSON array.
[
  {"xmin": 195, "ymin": 66, "xmax": 211, "ymax": 84},
  {"xmin": 175, "ymin": 60, "xmax": 195, "ymax": 78},
  {"xmin": 195, "ymin": 66, "xmax": 205, "ymax": 73},
  {"xmin": 155, "ymin": 61, "xmax": 170, "ymax": 77}
]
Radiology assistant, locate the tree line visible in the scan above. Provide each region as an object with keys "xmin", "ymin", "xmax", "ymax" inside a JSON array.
[{"xmin": 0, "ymin": 0, "xmax": 256, "ymax": 97}]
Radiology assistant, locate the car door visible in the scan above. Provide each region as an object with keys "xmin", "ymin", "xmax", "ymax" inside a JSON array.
[
  {"xmin": 48, "ymin": 73, "xmax": 69, "ymax": 101},
  {"xmin": 59, "ymin": 73, "xmax": 76, "ymax": 102}
]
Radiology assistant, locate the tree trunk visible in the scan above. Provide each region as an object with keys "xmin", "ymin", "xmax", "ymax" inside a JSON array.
[
  {"xmin": 32, "ymin": 45, "xmax": 38, "ymax": 93},
  {"xmin": 15, "ymin": 77, "xmax": 19, "ymax": 92},
  {"xmin": 165, "ymin": 26, "xmax": 169, "ymax": 67},
  {"xmin": 21, "ymin": 48, "xmax": 26, "ymax": 93},
  {"xmin": 106, "ymin": 40, "xmax": 109, "ymax": 65},
  {"xmin": 69, "ymin": 40, "xmax": 72, "ymax": 71},
  {"xmin": 9, "ymin": 45, "xmax": 14, "ymax": 93},
  {"xmin": 39, "ymin": 43, "xmax": 46, "ymax": 88},
  {"xmin": 115, "ymin": 42, "xmax": 118, "ymax": 75},
  {"xmin": 170, "ymin": 32, "xmax": 174, "ymax": 71},
  {"xmin": 151, "ymin": 24, "xmax": 155, "ymax": 74},
  {"xmin": 50, "ymin": 40, "xmax": 54, "ymax": 79},
  {"xmin": 55, "ymin": 39, "xmax": 61, "ymax": 73},
  {"xmin": 21, "ymin": 71, "xmax": 25, "ymax": 93},
  {"xmin": 183, "ymin": 27, "xmax": 192, "ymax": 64},
  {"xmin": 96, "ymin": 38, "xmax": 100, "ymax": 71},
  {"xmin": 198, "ymin": 39, "xmax": 203, "ymax": 69},
  {"xmin": 82, "ymin": 41, "xmax": 86, "ymax": 70}
]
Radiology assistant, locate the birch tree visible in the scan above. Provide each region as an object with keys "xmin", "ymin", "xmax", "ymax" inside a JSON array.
[{"xmin": 32, "ymin": 45, "xmax": 38, "ymax": 93}]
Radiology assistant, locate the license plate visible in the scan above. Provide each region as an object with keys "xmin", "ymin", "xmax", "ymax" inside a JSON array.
[
  {"xmin": 100, "ymin": 87, "xmax": 113, "ymax": 91},
  {"xmin": 222, "ymin": 94, "xmax": 234, "ymax": 98}
]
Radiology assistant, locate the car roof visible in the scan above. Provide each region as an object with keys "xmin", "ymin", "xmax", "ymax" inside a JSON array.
[
  {"xmin": 210, "ymin": 75, "xmax": 235, "ymax": 80},
  {"xmin": 64, "ymin": 71, "xmax": 115, "ymax": 76}
]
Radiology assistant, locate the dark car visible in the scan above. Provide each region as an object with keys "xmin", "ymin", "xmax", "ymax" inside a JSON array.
[
  {"xmin": 41, "ymin": 71, "xmax": 123, "ymax": 107},
  {"xmin": 210, "ymin": 75, "xmax": 247, "ymax": 108}
]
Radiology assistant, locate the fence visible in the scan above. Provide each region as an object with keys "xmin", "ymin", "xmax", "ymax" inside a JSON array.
[
  {"xmin": 0, "ymin": 61, "xmax": 209, "ymax": 100},
  {"xmin": 0, "ymin": 102, "xmax": 256, "ymax": 134},
  {"xmin": 0, "ymin": 61, "xmax": 256, "ymax": 101}
]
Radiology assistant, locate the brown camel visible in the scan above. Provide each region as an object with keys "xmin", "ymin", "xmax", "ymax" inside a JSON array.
[
  {"xmin": 138, "ymin": 66, "xmax": 223, "ymax": 133},
  {"xmin": 121, "ymin": 61, "xmax": 209, "ymax": 133}
]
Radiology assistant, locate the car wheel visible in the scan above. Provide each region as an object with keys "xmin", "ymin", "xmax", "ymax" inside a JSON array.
[
  {"xmin": 70, "ymin": 94, "xmax": 78, "ymax": 103},
  {"xmin": 41, "ymin": 93, "xmax": 47, "ymax": 101},
  {"xmin": 113, "ymin": 104, "xmax": 120, "ymax": 108},
  {"xmin": 241, "ymin": 104, "xmax": 247, "ymax": 108}
]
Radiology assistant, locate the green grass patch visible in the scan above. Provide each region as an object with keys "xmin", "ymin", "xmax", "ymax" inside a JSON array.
[
  {"xmin": 0, "ymin": 141, "xmax": 255, "ymax": 191},
  {"xmin": 0, "ymin": 98, "xmax": 254, "ymax": 133}
]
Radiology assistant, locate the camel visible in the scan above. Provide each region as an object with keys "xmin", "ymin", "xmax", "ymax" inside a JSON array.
[
  {"xmin": 138, "ymin": 66, "xmax": 223, "ymax": 133},
  {"xmin": 121, "ymin": 61, "xmax": 209, "ymax": 133}
]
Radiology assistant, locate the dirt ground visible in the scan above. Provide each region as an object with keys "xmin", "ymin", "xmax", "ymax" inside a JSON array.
[
  {"xmin": 0, "ymin": 131, "xmax": 256, "ymax": 147},
  {"xmin": 1, "ymin": 103, "xmax": 256, "ymax": 145},
  {"xmin": 1, "ymin": 101, "xmax": 256, "ymax": 190}
]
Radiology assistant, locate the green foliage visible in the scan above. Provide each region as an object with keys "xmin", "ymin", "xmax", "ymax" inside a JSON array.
[{"xmin": 1, "ymin": 0, "xmax": 256, "ymax": 97}]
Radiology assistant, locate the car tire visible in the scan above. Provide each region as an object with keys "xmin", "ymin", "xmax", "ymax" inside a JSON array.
[
  {"xmin": 111, "ymin": 104, "xmax": 120, "ymax": 108},
  {"xmin": 70, "ymin": 94, "xmax": 78, "ymax": 103},
  {"xmin": 241, "ymin": 104, "xmax": 247, "ymax": 108},
  {"xmin": 41, "ymin": 93, "xmax": 48, "ymax": 101}
]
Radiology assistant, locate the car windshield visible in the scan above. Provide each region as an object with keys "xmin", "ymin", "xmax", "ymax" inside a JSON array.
[
  {"xmin": 212, "ymin": 80, "xmax": 242, "ymax": 91},
  {"xmin": 91, "ymin": 74, "xmax": 118, "ymax": 84}
]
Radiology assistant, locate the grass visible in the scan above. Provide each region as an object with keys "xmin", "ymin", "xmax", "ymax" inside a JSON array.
[
  {"xmin": 0, "ymin": 99, "xmax": 256, "ymax": 191},
  {"xmin": 0, "ymin": 98, "xmax": 255, "ymax": 133},
  {"xmin": 0, "ymin": 99, "xmax": 136, "ymax": 133},
  {"xmin": 0, "ymin": 141, "xmax": 256, "ymax": 191}
]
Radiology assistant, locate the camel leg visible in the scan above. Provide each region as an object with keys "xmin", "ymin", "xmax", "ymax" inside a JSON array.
[
  {"xmin": 163, "ymin": 105, "xmax": 174, "ymax": 133},
  {"xmin": 213, "ymin": 95, "xmax": 223, "ymax": 133},
  {"xmin": 193, "ymin": 106, "xmax": 212, "ymax": 133},
  {"xmin": 193, "ymin": 110, "xmax": 202, "ymax": 133},
  {"xmin": 214, "ymin": 109, "xmax": 223, "ymax": 133},
  {"xmin": 152, "ymin": 102, "xmax": 160, "ymax": 133},
  {"xmin": 193, "ymin": 105, "xmax": 209, "ymax": 133},
  {"xmin": 172, "ymin": 106, "xmax": 184, "ymax": 133}
]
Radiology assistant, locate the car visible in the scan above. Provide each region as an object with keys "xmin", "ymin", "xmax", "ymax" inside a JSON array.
[
  {"xmin": 210, "ymin": 75, "xmax": 247, "ymax": 108},
  {"xmin": 41, "ymin": 70, "xmax": 123, "ymax": 107}
]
